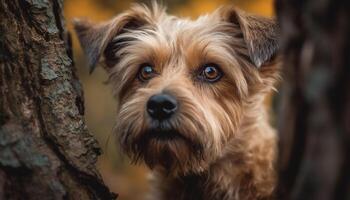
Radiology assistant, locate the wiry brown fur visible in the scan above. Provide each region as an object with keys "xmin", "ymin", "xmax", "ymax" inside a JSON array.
[{"xmin": 74, "ymin": 2, "xmax": 280, "ymax": 200}]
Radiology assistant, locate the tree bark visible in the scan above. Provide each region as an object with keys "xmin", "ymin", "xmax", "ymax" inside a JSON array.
[
  {"xmin": 0, "ymin": 0, "xmax": 115, "ymax": 199},
  {"xmin": 276, "ymin": 0, "xmax": 350, "ymax": 199}
]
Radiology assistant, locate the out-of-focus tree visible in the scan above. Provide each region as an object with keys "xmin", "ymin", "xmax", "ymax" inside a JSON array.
[{"xmin": 276, "ymin": 0, "xmax": 350, "ymax": 199}]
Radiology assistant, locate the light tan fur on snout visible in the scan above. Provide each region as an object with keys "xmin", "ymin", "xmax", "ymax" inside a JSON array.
[{"xmin": 74, "ymin": 2, "xmax": 280, "ymax": 200}]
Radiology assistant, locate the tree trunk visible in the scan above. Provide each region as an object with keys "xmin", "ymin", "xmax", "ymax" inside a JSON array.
[
  {"xmin": 275, "ymin": 0, "xmax": 350, "ymax": 199},
  {"xmin": 0, "ymin": 0, "xmax": 115, "ymax": 199}
]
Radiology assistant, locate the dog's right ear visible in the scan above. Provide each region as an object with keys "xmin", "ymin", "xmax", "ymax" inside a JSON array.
[
  {"xmin": 73, "ymin": 4, "xmax": 161, "ymax": 73},
  {"xmin": 217, "ymin": 6, "xmax": 279, "ymax": 68}
]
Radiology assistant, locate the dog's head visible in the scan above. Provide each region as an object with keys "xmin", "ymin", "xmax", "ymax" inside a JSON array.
[{"xmin": 74, "ymin": 3, "xmax": 279, "ymax": 176}]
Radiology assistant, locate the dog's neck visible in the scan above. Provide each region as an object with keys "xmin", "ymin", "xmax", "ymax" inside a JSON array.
[{"xmin": 151, "ymin": 98, "xmax": 276, "ymax": 200}]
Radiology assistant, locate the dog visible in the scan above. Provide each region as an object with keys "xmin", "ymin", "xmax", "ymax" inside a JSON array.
[{"xmin": 74, "ymin": 2, "xmax": 280, "ymax": 200}]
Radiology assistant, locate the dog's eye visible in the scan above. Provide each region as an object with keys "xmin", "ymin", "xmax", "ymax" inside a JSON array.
[
  {"xmin": 199, "ymin": 64, "xmax": 222, "ymax": 82},
  {"xmin": 138, "ymin": 64, "xmax": 156, "ymax": 81}
]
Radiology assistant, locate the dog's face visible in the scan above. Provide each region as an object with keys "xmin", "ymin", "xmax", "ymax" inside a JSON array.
[{"xmin": 74, "ymin": 3, "xmax": 279, "ymax": 176}]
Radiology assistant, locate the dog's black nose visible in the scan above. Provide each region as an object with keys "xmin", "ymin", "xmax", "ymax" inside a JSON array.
[{"xmin": 147, "ymin": 93, "xmax": 177, "ymax": 120}]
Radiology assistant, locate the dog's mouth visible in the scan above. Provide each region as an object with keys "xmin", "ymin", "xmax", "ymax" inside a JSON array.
[{"xmin": 145, "ymin": 128, "xmax": 186, "ymax": 141}]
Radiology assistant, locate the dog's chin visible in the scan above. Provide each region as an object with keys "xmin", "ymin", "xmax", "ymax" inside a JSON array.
[{"xmin": 130, "ymin": 128, "xmax": 204, "ymax": 175}]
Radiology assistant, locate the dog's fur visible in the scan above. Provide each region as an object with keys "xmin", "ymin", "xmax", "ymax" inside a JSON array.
[{"xmin": 74, "ymin": 2, "xmax": 280, "ymax": 200}]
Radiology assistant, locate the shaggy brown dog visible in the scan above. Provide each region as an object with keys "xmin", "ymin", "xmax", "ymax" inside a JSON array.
[{"xmin": 74, "ymin": 2, "xmax": 280, "ymax": 200}]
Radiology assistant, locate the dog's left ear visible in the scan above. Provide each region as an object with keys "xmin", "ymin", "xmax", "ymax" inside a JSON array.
[{"xmin": 218, "ymin": 6, "xmax": 280, "ymax": 68}]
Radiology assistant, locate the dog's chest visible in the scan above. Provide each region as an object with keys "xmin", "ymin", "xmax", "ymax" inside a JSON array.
[{"xmin": 159, "ymin": 174, "xmax": 229, "ymax": 200}]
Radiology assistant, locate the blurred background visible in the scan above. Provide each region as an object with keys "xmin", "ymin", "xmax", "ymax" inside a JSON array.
[{"xmin": 64, "ymin": 1, "xmax": 274, "ymax": 199}]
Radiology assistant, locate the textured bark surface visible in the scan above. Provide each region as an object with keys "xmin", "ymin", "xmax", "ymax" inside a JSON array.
[
  {"xmin": 276, "ymin": 0, "xmax": 350, "ymax": 199},
  {"xmin": 0, "ymin": 0, "xmax": 115, "ymax": 199}
]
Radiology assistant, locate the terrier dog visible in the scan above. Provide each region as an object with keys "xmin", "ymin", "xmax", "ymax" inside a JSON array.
[{"xmin": 74, "ymin": 2, "xmax": 279, "ymax": 200}]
